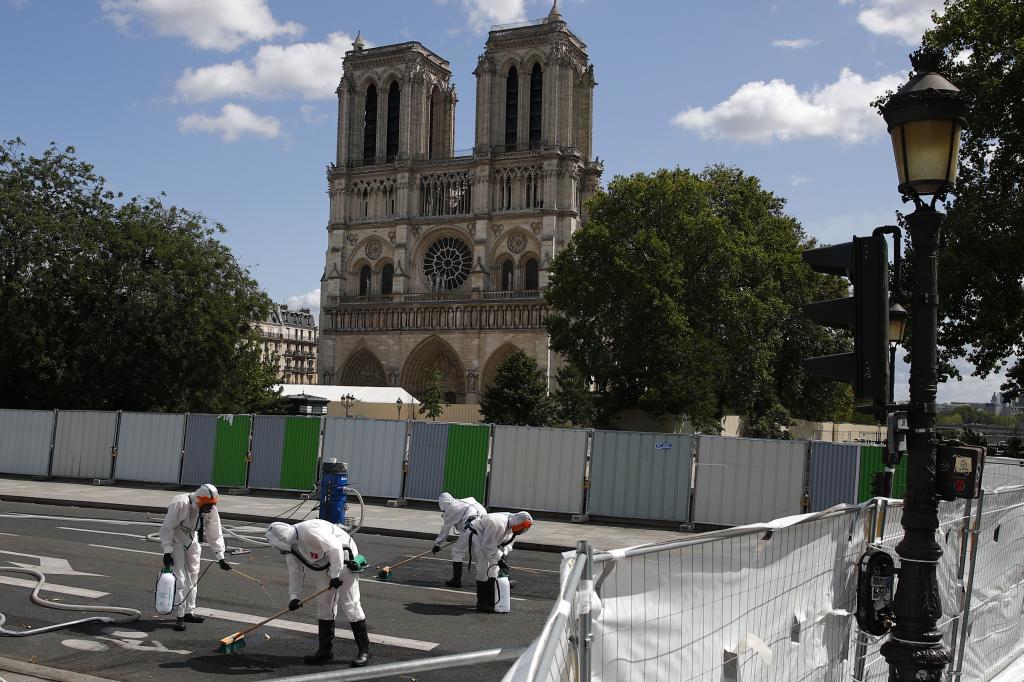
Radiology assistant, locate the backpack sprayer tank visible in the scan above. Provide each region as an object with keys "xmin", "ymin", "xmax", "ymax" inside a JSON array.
[{"xmin": 319, "ymin": 459, "xmax": 349, "ymax": 526}]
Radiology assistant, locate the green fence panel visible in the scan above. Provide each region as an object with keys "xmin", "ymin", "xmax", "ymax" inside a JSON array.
[
  {"xmin": 280, "ymin": 417, "xmax": 321, "ymax": 491},
  {"xmin": 212, "ymin": 415, "xmax": 251, "ymax": 488},
  {"xmin": 858, "ymin": 445, "xmax": 908, "ymax": 501},
  {"xmin": 442, "ymin": 424, "xmax": 490, "ymax": 501}
]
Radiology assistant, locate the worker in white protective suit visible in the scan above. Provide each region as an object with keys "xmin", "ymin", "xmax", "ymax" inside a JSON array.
[
  {"xmin": 265, "ymin": 520, "xmax": 370, "ymax": 667},
  {"xmin": 432, "ymin": 492, "xmax": 486, "ymax": 588},
  {"xmin": 467, "ymin": 511, "xmax": 532, "ymax": 613},
  {"xmin": 159, "ymin": 483, "xmax": 230, "ymax": 631}
]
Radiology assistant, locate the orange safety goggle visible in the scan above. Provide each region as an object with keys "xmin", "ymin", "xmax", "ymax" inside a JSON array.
[
  {"xmin": 511, "ymin": 519, "xmax": 532, "ymax": 534},
  {"xmin": 196, "ymin": 495, "xmax": 219, "ymax": 508}
]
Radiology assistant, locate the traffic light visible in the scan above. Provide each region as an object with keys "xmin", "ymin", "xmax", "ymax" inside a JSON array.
[
  {"xmin": 802, "ymin": 234, "xmax": 891, "ymax": 404},
  {"xmin": 871, "ymin": 469, "xmax": 894, "ymax": 498}
]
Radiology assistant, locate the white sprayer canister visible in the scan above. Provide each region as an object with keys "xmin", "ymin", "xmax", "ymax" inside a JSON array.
[
  {"xmin": 155, "ymin": 569, "xmax": 176, "ymax": 615},
  {"xmin": 495, "ymin": 576, "xmax": 511, "ymax": 613}
]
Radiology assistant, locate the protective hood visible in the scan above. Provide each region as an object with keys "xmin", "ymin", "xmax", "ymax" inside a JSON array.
[
  {"xmin": 265, "ymin": 522, "xmax": 297, "ymax": 552},
  {"xmin": 192, "ymin": 483, "xmax": 219, "ymax": 509},
  {"xmin": 438, "ymin": 492, "xmax": 454, "ymax": 512},
  {"xmin": 509, "ymin": 511, "xmax": 533, "ymax": 535}
]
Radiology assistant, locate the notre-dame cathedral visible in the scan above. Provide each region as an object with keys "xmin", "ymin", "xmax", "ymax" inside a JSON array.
[{"xmin": 318, "ymin": 2, "xmax": 601, "ymax": 403}]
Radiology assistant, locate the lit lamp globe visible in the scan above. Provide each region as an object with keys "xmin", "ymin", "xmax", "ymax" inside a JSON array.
[
  {"xmin": 881, "ymin": 50, "xmax": 969, "ymax": 201},
  {"xmin": 888, "ymin": 302, "xmax": 909, "ymax": 343}
]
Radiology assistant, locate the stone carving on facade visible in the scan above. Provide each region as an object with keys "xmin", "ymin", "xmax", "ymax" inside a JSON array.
[
  {"xmin": 474, "ymin": 53, "xmax": 495, "ymax": 75},
  {"xmin": 507, "ymin": 231, "xmax": 527, "ymax": 254},
  {"xmin": 346, "ymin": 234, "xmax": 358, "ymax": 246},
  {"xmin": 530, "ymin": 221, "xmax": 542, "ymax": 235},
  {"xmin": 387, "ymin": 369, "xmax": 400, "ymax": 387},
  {"xmin": 388, "ymin": 230, "xmax": 397, "ymax": 243},
  {"xmin": 365, "ymin": 238, "xmax": 384, "ymax": 261},
  {"xmin": 467, "ymin": 222, "xmax": 476, "ymax": 237},
  {"xmin": 465, "ymin": 369, "xmax": 479, "ymax": 391},
  {"xmin": 492, "ymin": 223, "xmax": 504, "ymax": 237},
  {"xmin": 411, "ymin": 224, "xmax": 422, "ymax": 238}
]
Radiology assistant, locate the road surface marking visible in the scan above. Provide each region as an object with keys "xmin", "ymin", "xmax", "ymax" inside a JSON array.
[
  {"xmin": 62, "ymin": 639, "xmax": 109, "ymax": 652},
  {"xmin": 0, "ymin": 513, "xmax": 158, "ymax": 526},
  {"xmin": 87, "ymin": 544, "xmax": 238, "ymax": 565},
  {"xmin": 194, "ymin": 607, "xmax": 438, "ymax": 651},
  {"xmin": 363, "ymin": 578, "xmax": 526, "ymax": 601},
  {"xmin": 58, "ymin": 527, "xmax": 149, "ymax": 539},
  {"xmin": 404, "ymin": 555, "xmax": 559, "ymax": 574},
  {"xmin": 0, "ymin": 576, "xmax": 108, "ymax": 598},
  {"xmin": 0, "ymin": 549, "xmax": 106, "ymax": 577},
  {"xmin": 0, "ymin": 532, "xmax": 18, "ymax": 536}
]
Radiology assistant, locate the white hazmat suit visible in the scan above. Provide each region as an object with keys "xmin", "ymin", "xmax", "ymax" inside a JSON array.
[
  {"xmin": 159, "ymin": 484, "xmax": 225, "ymax": 620},
  {"xmin": 435, "ymin": 493, "xmax": 486, "ymax": 563},
  {"xmin": 468, "ymin": 511, "xmax": 532, "ymax": 581}
]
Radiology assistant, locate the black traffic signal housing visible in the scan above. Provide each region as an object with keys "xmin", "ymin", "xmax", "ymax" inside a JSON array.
[
  {"xmin": 802, "ymin": 234, "xmax": 891, "ymax": 404},
  {"xmin": 870, "ymin": 469, "xmax": 894, "ymax": 498}
]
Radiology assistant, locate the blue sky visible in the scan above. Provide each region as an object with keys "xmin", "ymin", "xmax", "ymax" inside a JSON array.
[{"xmin": 0, "ymin": 0, "xmax": 1004, "ymax": 403}]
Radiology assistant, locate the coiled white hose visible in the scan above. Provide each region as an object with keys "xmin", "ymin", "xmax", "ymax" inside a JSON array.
[{"xmin": 0, "ymin": 567, "xmax": 141, "ymax": 637}]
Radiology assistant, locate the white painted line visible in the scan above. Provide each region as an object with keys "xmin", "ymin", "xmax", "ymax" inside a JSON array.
[
  {"xmin": 0, "ymin": 576, "xmax": 109, "ymax": 599},
  {"xmin": 59, "ymin": 527, "xmax": 148, "ymax": 539},
  {"xmin": 0, "ymin": 532, "xmax": 18, "ymax": 536},
  {"xmin": 87, "ymin": 544, "xmax": 238, "ymax": 565},
  {"xmin": 363, "ymin": 578, "xmax": 526, "ymax": 602},
  {"xmin": 403, "ymin": 555, "xmax": 559, "ymax": 574},
  {"xmin": 194, "ymin": 607, "xmax": 438, "ymax": 652},
  {"xmin": 0, "ymin": 513, "xmax": 159, "ymax": 526}
]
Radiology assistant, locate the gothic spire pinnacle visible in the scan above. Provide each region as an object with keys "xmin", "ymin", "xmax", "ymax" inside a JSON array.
[
  {"xmin": 352, "ymin": 31, "xmax": 365, "ymax": 50},
  {"xmin": 547, "ymin": 0, "xmax": 563, "ymax": 22}
]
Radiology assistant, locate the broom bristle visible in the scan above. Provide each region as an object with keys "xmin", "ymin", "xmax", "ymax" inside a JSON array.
[{"xmin": 218, "ymin": 632, "xmax": 245, "ymax": 654}]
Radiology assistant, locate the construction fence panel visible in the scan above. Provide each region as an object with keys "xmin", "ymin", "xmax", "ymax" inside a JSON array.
[
  {"xmin": 113, "ymin": 412, "xmax": 185, "ymax": 484},
  {"xmin": 321, "ymin": 418, "xmax": 405, "ymax": 499},
  {"xmin": 211, "ymin": 415, "xmax": 251, "ymax": 488},
  {"xmin": 0, "ymin": 409, "xmax": 55, "ymax": 477},
  {"xmin": 982, "ymin": 456, "xmax": 1024, "ymax": 490},
  {"xmin": 488, "ymin": 425, "xmax": 588, "ymax": 514},
  {"xmin": 587, "ymin": 431, "xmax": 692, "ymax": 522},
  {"xmin": 280, "ymin": 417, "xmax": 322, "ymax": 492},
  {"xmin": 51, "ymin": 410, "xmax": 118, "ymax": 480},
  {"xmin": 405, "ymin": 421, "xmax": 449, "ymax": 501},
  {"xmin": 442, "ymin": 424, "xmax": 490, "ymax": 502},
  {"xmin": 181, "ymin": 414, "xmax": 217, "ymax": 486},
  {"xmin": 857, "ymin": 445, "xmax": 907, "ymax": 502},
  {"xmin": 248, "ymin": 415, "xmax": 287, "ymax": 490},
  {"xmin": 808, "ymin": 441, "xmax": 861, "ymax": 512},
  {"xmin": 692, "ymin": 436, "xmax": 806, "ymax": 526}
]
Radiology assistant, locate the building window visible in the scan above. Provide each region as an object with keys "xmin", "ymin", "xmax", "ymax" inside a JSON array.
[
  {"xmin": 359, "ymin": 265, "xmax": 372, "ymax": 295},
  {"xmin": 422, "ymin": 236, "xmax": 472, "ymax": 291},
  {"xmin": 529, "ymin": 64, "xmax": 542, "ymax": 149},
  {"xmin": 504, "ymin": 66, "xmax": 518, "ymax": 151},
  {"xmin": 363, "ymin": 84, "xmax": 377, "ymax": 163},
  {"xmin": 525, "ymin": 258, "xmax": 539, "ymax": 290},
  {"xmin": 381, "ymin": 263, "xmax": 394, "ymax": 295},
  {"xmin": 501, "ymin": 259, "xmax": 514, "ymax": 291},
  {"xmin": 386, "ymin": 82, "xmax": 400, "ymax": 162}
]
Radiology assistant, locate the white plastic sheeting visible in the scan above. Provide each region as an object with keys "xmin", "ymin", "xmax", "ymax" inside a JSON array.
[
  {"xmin": 489, "ymin": 426, "xmax": 588, "ymax": 514},
  {"xmin": 321, "ymin": 417, "xmax": 406, "ymax": 499},
  {"xmin": 982, "ymin": 456, "xmax": 1024, "ymax": 491},
  {"xmin": 587, "ymin": 431, "xmax": 693, "ymax": 522},
  {"xmin": 114, "ymin": 412, "xmax": 185, "ymax": 484},
  {"xmin": 692, "ymin": 436, "xmax": 807, "ymax": 526},
  {"xmin": 51, "ymin": 410, "xmax": 118, "ymax": 480},
  {"xmin": 0, "ymin": 409, "xmax": 55, "ymax": 476}
]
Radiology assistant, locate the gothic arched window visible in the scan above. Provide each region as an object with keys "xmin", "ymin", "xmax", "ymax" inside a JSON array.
[
  {"xmin": 386, "ymin": 82, "xmax": 400, "ymax": 162},
  {"xmin": 359, "ymin": 265, "xmax": 372, "ymax": 296},
  {"xmin": 525, "ymin": 258, "xmax": 539, "ymax": 290},
  {"xmin": 529, "ymin": 64, "xmax": 542, "ymax": 149},
  {"xmin": 363, "ymin": 84, "xmax": 377, "ymax": 163},
  {"xmin": 505, "ymin": 66, "xmax": 518, "ymax": 151},
  {"xmin": 500, "ymin": 259, "xmax": 514, "ymax": 291},
  {"xmin": 381, "ymin": 263, "xmax": 394, "ymax": 295},
  {"xmin": 428, "ymin": 87, "xmax": 439, "ymax": 159}
]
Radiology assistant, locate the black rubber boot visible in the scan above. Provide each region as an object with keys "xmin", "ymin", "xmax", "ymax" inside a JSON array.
[
  {"xmin": 183, "ymin": 612, "xmax": 205, "ymax": 623},
  {"xmin": 350, "ymin": 620, "xmax": 371, "ymax": 667},
  {"xmin": 445, "ymin": 561, "xmax": 463, "ymax": 588},
  {"xmin": 173, "ymin": 617, "xmax": 186, "ymax": 631},
  {"xmin": 303, "ymin": 619, "xmax": 334, "ymax": 665},
  {"xmin": 475, "ymin": 580, "xmax": 496, "ymax": 613}
]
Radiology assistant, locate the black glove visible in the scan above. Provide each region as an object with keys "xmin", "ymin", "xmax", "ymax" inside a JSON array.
[
  {"xmin": 288, "ymin": 599, "xmax": 302, "ymax": 611},
  {"xmin": 329, "ymin": 576, "xmax": 343, "ymax": 590},
  {"xmin": 498, "ymin": 559, "xmax": 509, "ymax": 573},
  {"xmin": 218, "ymin": 559, "xmax": 232, "ymax": 571},
  {"xmin": 163, "ymin": 553, "xmax": 173, "ymax": 568},
  {"xmin": 431, "ymin": 544, "xmax": 441, "ymax": 555}
]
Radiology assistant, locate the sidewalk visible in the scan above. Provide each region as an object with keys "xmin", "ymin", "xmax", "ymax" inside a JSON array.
[
  {"xmin": 0, "ymin": 656, "xmax": 113, "ymax": 682},
  {"xmin": 0, "ymin": 478, "xmax": 690, "ymax": 553}
]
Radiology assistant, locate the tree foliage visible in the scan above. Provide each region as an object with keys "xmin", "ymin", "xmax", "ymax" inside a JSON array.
[
  {"xmin": 479, "ymin": 350, "xmax": 557, "ymax": 426},
  {"xmin": 418, "ymin": 368, "xmax": 445, "ymax": 421},
  {"xmin": 0, "ymin": 139, "xmax": 281, "ymax": 413},
  {"xmin": 552, "ymin": 362, "xmax": 597, "ymax": 427},
  {"xmin": 918, "ymin": 1, "xmax": 1024, "ymax": 399},
  {"xmin": 545, "ymin": 166, "xmax": 853, "ymax": 433}
]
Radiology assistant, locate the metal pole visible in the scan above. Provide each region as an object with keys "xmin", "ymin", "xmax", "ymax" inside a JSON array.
[
  {"xmin": 880, "ymin": 206, "xmax": 949, "ymax": 680},
  {"xmin": 578, "ymin": 540, "xmax": 593, "ymax": 681},
  {"xmin": 952, "ymin": 490, "xmax": 986, "ymax": 680},
  {"xmin": 943, "ymin": 495, "xmax": 975, "ymax": 680}
]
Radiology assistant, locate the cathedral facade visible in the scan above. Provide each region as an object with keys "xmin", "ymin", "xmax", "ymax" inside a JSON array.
[{"xmin": 318, "ymin": 3, "xmax": 601, "ymax": 403}]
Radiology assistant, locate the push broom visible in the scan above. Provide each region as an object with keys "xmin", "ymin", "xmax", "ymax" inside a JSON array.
[
  {"xmin": 217, "ymin": 584, "xmax": 333, "ymax": 654},
  {"xmin": 376, "ymin": 541, "xmax": 453, "ymax": 581}
]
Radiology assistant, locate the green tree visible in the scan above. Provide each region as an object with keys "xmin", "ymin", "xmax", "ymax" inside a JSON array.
[
  {"xmin": 552, "ymin": 362, "xmax": 597, "ymax": 427},
  {"xmin": 480, "ymin": 350, "xmax": 557, "ymax": 426},
  {"xmin": 916, "ymin": 2, "xmax": 1024, "ymax": 399},
  {"xmin": 418, "ymin": 367, "xmax": 445, "ymax": 421},
  {"xmin": 545, "ymin": 166, "xmax": 852, "ymax": 433},
  {"xmin": 0, "ymin": 139, "xmax": 280, "ymax": 413}
]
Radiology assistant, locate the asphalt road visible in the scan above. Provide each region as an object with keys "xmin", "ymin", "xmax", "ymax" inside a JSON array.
[{"xmin": 0, "ymin": 501, "xmax": 561, "ymax": 681}]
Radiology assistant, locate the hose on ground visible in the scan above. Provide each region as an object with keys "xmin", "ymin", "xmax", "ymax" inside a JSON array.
[{"xmin": 0, "ymin": 567, "xmax": 141, "ymax": 637}]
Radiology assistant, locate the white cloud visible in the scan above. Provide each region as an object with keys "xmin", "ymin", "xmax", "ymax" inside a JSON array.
[
  {"xmin": 176, "ymin": 32, "xmax": 356, "ymax": 102},
  {"xmin": 672, "ymin": 68, "xmax": 903, "ymax": 144},
  {"xmin": 300, "ymin": 104, "xmax": 327, "ymax": 125},
  {"xmin": 772, "ymin": 38, "xmax": 818, "ymax": 49},
  {"xmin": 790, "ymin": 175, "xmax": 811, "ymax": 187},
  {"xmin": 287, "ymin": 288, "xmax": 321, "ymax": 315},
  {"xmin": 101, "ymin": 0, "xmax": 304, "ymax": 51},
  {"xmin": 845, "ymin": 0, "xmax": 943, "ymax": 45},
  {"xmin": 178, "ymin": 103, "xmax": 281, "ymax": 142},
  {"xmin": 460, "ymin": 0, "xmax": 526, "ymax": 33}
]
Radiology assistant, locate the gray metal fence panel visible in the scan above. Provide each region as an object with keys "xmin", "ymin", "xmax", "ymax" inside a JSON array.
[
  {"xmin": 982, "ymin": 456, "xmax": 1024, "ymax": 491},
  {"xmin": 322, "ymin": 418, "xmax": 406, "ymax": 499},
  {"xmin": 586, "ymin": 431, "xmax": 693, "ymax": 522},
  {"xmin": 51, "ymin": 410, "xmax": 117, "ymax": 479},
  {"xmin": 488, "ymin": 425, "xmax": 588, "ymax": 514},
  {"xmin": 181, "ymin": 414, "xmax": 217, "ymax": 486},
  {"xmin": 808, "ymin": 441, "xmax": 861, "ymax": 512},
  {"xmin": 248, "ymin": 415, "xmax": 287, "ymax": 490},
  {"xmin": 0, "ymin": 409, "xmax": 55, "ymax": 476},
  {"xmin": 405, "ymin": 421, "xmax": 449, "ymax": 502},
  {"xmin": 692, "ymin": 436, "xmax": 807, "ymax": 526},
  {"xmin": 113, "ymin": 412, "xmax": 185, "ymax": 484}
]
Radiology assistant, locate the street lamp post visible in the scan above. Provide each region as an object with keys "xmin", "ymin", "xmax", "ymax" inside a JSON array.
[
  {"xmin": 342, "ymin": 393, "xmax": 355, "ymax": 418},
  {"xmin": 396, "ymin": 396, "xmax": 403, "ymax": 420},
  {"xmin": 879, "ymin": 50, "xmax": 969, "ymax": 681}
]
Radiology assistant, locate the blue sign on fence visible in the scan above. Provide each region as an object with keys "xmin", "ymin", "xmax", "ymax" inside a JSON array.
[{"xmin": 655, "ymin": 442, "xmax": 672, "ymax": 450}]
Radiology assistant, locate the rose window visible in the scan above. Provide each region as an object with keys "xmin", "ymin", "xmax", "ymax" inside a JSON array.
[{"xmin": 422, "ymin": 236, "xmax": 472, "ymax": 290}]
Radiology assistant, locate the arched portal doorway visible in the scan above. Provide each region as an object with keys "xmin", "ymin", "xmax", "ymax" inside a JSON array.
[
  {"xmin": 481, "ymin": 343, "xmax": 522, "ymax": 393},
  {"xmin": 338, "ymin": 347, "xmax": 387, "ymax": 386},
  {"xmin": 402, "ymin": 336, "xmax": 467, "ymax": 403}
]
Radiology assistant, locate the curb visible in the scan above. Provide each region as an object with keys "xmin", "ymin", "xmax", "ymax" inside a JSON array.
[
  {"xmin": 0, "ymin": 494, "xmax": 573, "ymax": 554},
  {"xmin": 0, "ymin": 656, "xmax": 115, "ymax": 682}
]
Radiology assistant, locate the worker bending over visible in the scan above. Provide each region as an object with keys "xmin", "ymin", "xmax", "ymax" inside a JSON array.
[
  {"xmin": 266, "ymin": 520, "xmax": 370, "ymax": 667},
  {"xmin": 468, "ymin": 511, "xmax": 533, "ymax": 613},
  {"xmin": 432, "ymin": 492, "xmax": 486, "ymax": 588},
  {"xmin": 159, "ymin": 483, "xmax": 230, "ymax": 631}
]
